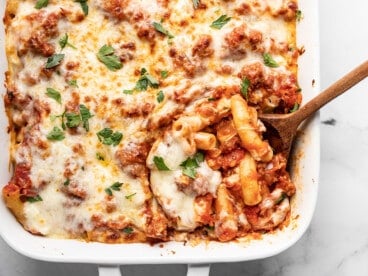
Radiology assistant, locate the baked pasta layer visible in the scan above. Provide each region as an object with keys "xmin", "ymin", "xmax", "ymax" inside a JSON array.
[{"xmin": 2, "ymin": 0, "xmax": 301, "ymax": 243}]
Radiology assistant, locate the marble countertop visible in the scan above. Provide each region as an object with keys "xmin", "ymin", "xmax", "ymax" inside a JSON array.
[{"xmin": 1, "ymin": 1, "xmax": 368, "ymax": 275}]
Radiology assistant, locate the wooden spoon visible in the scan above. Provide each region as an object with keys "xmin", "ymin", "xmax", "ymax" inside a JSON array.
[{"xmin": 258, "ymin": 60, "xmax": 368, "ymax": 159}]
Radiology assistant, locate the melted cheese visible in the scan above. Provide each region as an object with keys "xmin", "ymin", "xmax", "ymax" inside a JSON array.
[{"xmin": 3, "ymin": 0, "xmax": 298, "ymax": 241}]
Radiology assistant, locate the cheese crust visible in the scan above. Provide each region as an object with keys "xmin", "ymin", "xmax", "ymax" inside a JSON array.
[{"xmin": 3, "ymin": 0, "xmax": 300, "ymax": 243}]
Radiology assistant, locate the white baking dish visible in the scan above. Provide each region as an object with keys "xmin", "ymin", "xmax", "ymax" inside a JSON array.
[{"xmin": 0, "ymin": 1, "xmax": 320, "ymax": 275}]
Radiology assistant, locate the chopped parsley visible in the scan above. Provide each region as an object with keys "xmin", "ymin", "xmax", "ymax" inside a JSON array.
[
  {"xmin": 122, "ymin": 227, "xmax": 134, "ymax": 234},
  {"xmin": 275, "ymin": 193, "xmax": 287, "ymax": 205},
  {"xmin": 68, "ymin": 79, "xmax": 78, "ymax": 87},
  {"xmin": 135, "ymin": 68, "xmax": 159, "ymax": 91},
  {"xmin": 97, "ymin": 45, "xmax": 123, "ymax": 71},
  {"xmin": 75, "ymin": 0, "xmax": 88, "ymax": 15},
  {"xmin": 26, "ymin": 195, "xmax": 43, "ymax": 203},
  {"xmin": 35, "ymin": 0, "xmax": 48, "ymax": 9},
  {"xmin": 153, "ymin": 22, "xmax": 174, "ymax": 39},
  {"xmin": 97, "ymin": 128, "xmax": 123, "ymax": 146},
  {"xmin": 296, "ymin": 10, "xmax": 302, "ymax": 22},
  {"xmin": 180, "ymin": 152, "xmax": 204, "ymax": 179},
  {"xmin": 123, "ymin": 89, "xmax": 134, "ymax": 95},
  {"xmin": 79, "ymin": 104, "xmax": 93, "ymax": 131},
  {"xmin": 96, "ymin": 152, "xmax": 105, "ymax": 161},
  {"xmin": 45, "ymin": 54, "xmax": 65, "ymax": 69},
  {"xmin": 59, "ymin": 33, "xmax": 76, "ymax": 50},
  {"xmin": 290, "ymin": 103, "xmax": 300, "ymax": 113},
  {"xmin": 263, "ymin": 53, "xmax": 279, "ymax": 68},
  {"xmin": 125, "ymin": 193, "xmax": 137, "ymax": 200},
  {"xmin": 160, "ymin": 70, "xmax": 169, "ymax": 79},
  {"xmin": 153, "ymin": 156, "xmax": 170, "ymax": 171},
  {"xmin": 157, "ymin": 90, "xmax": 164, "ymax": 103},
  {"xmin": 65, "ymin": 112, "xmax": 81, "ymax": 128},
  {"xmin": 210, "ymin": 15, "xmax": 231, "ymax": 29},
  {"xmin": 46, "ymin": 88, "xmax": 61, "ymax": 104},
  {"xmin": 105, "ymin": 182, "xmax": 123, "ymax": 196},
  {"xmin": 240, "ymin": 78, "xmax": 250, "ymax": 100},
  {"xmin": 63, "ymin": 179, "xmax": 70, "ymax": 186},
  {"xmin": 192, "ymin": 0, "xmax": 200, "ymax": 9},
  {"xmin": 47, "ymin": 126, "xmax": 65, "ymax": 141}
]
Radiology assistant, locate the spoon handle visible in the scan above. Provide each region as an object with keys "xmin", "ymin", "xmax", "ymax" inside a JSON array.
[{"xmin": 294, "ymin": 60, "xmax": 368, "ymax": 124}]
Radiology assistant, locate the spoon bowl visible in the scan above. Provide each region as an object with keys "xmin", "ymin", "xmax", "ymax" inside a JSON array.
[{"xmin": 259, "ymin": 60, "xmax": 368, "ymax": 160}]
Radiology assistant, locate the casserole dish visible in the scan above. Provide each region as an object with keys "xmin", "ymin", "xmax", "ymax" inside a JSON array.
[{"xmin": 0, "ymin": 0, "xmax": 320, "ymax": 275}]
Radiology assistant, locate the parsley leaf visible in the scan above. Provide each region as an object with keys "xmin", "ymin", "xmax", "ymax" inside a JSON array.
[
  {"xmin": 105, "ymin": 188, "xmax": 113, "ymax": 196},
  {"xmin": 35, "ymin": 0, "xmax": 48, "ymax": 9},
  {"xmin": 26, "ymin": 195, "xmax": 43, "ymax": 203},
  {"xmin": 63, "ymin": 179, "xmax": 70, "ymax": 186},
  {"xmin": 79, "ymin": 104, "xmax": 93, "ymax": 131},
  {"xmin": 180, "ymin": 152, "xmax": 204, "ymax": 179},
  {"xmin": 290, "ymin": 103, "xmax": 299, "ymax": 113},
  {"xmin": 192, "ymin": 0, "xmax": 200, "ymax": 9},
  {"xmin": 45, "ymin": 54, "xmax": 65, "ymax": 69},
  {"xmin": 75, "ymin": 0, "xmax": 88, "ymax": 15},
  {"xmin": 68, "ymin": 79, "xmax": 78, "ymax": 87},
  {"xmin": 153, "ymin": 22, "xmax": 174, "ymax": 39},
  {"xmin": 65, "ymin": 112, "xmax": 81, "ymax": 128},
  {"xmin": 46, "ymin": 88, "xmax": 62, "ymax": 104},
  {"xmin": 59, "ymin": 33, "xmax": 76, "ymax": 50},
  {"xmin": 105, "ymin": 182, "xmax": 123, "ymax": 196},
  {"xmin": 125, "ymin": 193, "xmax": 136, "ymax": 200},
  {"xmin": 111, "ymin": 182, "xmax": 123, "ymax": 191},
  {"xmin": 47, "ymin": 126, "xmax": 65, "ymax": 141},
  {"xmin": 123, "ymin": 89, "xmax": 134, "ymax": 95},
  {"xmin": 240, "ymin": 78, "xmax": 250, "ymax": 100},
  {"xmin": 210, "ymin": 15, "xmax": 231, "ymax": 29},
  {"xmin": 122, "ymin": 227, "xmax": 133, "ymax": 234},
  {"xmin": 135, "ymin": 68, "xmax": 159, "ymax": 91},
  {"xmin": 275, "ymin": 193, "xmax": 287, "ymax": 205},
  {"xmin": 97, "ymin": 45, "xmax": 123, "ymax": 71},
  {"xmin": 97, "ymin": 128, "xmax": 123, "ymax": 146},
  {"xmin": 160, "ymin": 70, "xmax": 169, "ymax": 79},
  {"xmin": 153, "ymin": 156, "xmax": 170, "ymax": 171},
  {"xmin": 296, "ymin": 10, "xmax": 302, "ymax": 22},
  {"xmin": 157, "ymin": 90, "xmax": 164, "ymax": 103},
  {"xmin": 263, "ymin": 53, "xmax": 279, "ymax": 68},
  {"xmin": 96, "ymin": 152, "xmax": 105, "ymax": 161}
]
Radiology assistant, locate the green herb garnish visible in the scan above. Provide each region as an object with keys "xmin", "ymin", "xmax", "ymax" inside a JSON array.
[
  {"xmin": 105, "ymin": 182, "xmax": 123, "ymax": 196},
  {"xmin": 290, "ymin": 103, "xmax": 299, "ymax": 113},
  {"xmin": 96, "ymin": 152, "xmax": 105, "ymax": 161},
  {"xmin": 153, "ymin": 22, "xmax": 174, "ymax": 39},
  {"xmin": 65, "ymin": 112, "xmax": 81, "ymax": 128},
  {"xmin": 75, "ymin": 0, "xmax": 88, "ymax": 15},
  {"xmin": 97, "ymin": 128, "xmax": 123, "ymax": 146},
  {"xmin": 180, "ymin": 152, "xmax": 204, "ymax": 179},
  {"xmin": 26, "ymin": 195, "xmax": 43, "ymax": 203},
  {"xmin": 68, "ymin": 79, "xmax": 78, "ymax": 87},
  {"xmin": 240, "ymin": 78, "xmax": 250, "ymax": 100},
  {"xmin": 296, "ymin": 10, "xmax": 302, "ymax": 22},
  {"xmin": 157, "ymin": 90, "xmax": 164, "ymax": 103},
  {"xmin": 47, "ymin": 126, "xmax": 65, "ymax": 141},
  {"xmin": 59, "ymin": 33, "xmax": 76, "ymax": 50},
  {"xmin": 135, "ymin": 68, "xmax": 159, "ymax": 91},
  {"xmin": 63, "ymin": 179, "xmax": 70, "ymax": 186},
  {"xmin": 192, "ymin": 0, "xmax": 200, "ymax": 9},
  {"xmin": 263, "ymin": 53, "xmax": 279, "ymax": 68},
  {"xmin": 275, "ymin": 193, "xmax": 287, "ymax": 205},
  {"xmin": 45, "ymin": 54, "xmax": 65, "ymax": 69},
  {"xmin": 125, "ymin": 193, "xmax": 136, "ymax": 200},
  {"xmin": 153, "ymin": 156, "xmax": 170, "ymax": 171},
  {"xmin": 79, "ymin": 104, "xmax": 93, "ymax": 131},
  {"xmin": 210, "ymin": 15, "xmax": 231, "ymax": 29},
  {"xmin": 35, "ymin": 0, "xmax": 48, "ymax": 9},
  {"xmin": 97, "ymin": 45, "xmax": 123, "ymax": 71},
  {"xmin": 122, "ymin": 227, "xmax": 133, "ymax": 234},
  {"xmin": 46, "ymin": 88, "xmax": 62, "ymax": 104},
  {"xmin": 160, "ymin": 70, "xmax": 169, "ymax": 79}
]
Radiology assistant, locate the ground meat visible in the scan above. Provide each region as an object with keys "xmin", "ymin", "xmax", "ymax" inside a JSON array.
[{"xmin": 192, "ymin": 35, "xmax": 214, "ymax": 58}]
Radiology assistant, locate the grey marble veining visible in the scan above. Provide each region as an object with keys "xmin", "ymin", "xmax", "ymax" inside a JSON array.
[{"xmin": 1, "ymin": 0, "xmax": 368, "ymax": 275}]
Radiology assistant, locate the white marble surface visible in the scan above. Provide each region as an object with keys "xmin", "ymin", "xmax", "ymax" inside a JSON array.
[{"xmin": 1, "ymin": 1, "xmax": 368, "ymax": 275}]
